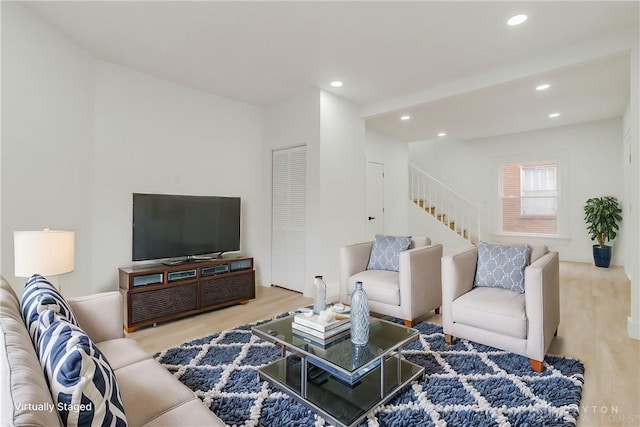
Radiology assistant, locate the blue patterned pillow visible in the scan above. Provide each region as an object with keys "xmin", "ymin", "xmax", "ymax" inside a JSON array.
[
  {"xmin": 37, "ymin": 312, "xmax": 127, "ymax": 427},
  {"xmin": 21, "ymin": 274, "xmax": 79, "ymax": 345},
  {"xmin": 366, "ymin": 235, "xmax": 412, "ymax": 272},
  {"xmin": 474, "ymin": 241, "xmax": 531, "ymax": 293}
]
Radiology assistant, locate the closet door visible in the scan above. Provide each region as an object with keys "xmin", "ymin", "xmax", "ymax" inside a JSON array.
[{"xmin": 271, "ymin": 146, "xmax": 306, "ymax": 292}]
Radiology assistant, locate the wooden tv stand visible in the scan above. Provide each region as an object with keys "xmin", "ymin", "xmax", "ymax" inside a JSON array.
[{"xmin": 118, "ymin": 256, "xmax": 255, "ymax": 332}]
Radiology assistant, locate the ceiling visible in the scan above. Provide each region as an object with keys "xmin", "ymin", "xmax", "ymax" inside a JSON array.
[{"xmin": 23, "ymin": 1, "xmax": 639, "ymax": 142}]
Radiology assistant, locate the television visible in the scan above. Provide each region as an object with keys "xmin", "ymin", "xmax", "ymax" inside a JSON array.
[{"xmin": 132, "ymin": 193, "xmax": 240, "ymax": 262}]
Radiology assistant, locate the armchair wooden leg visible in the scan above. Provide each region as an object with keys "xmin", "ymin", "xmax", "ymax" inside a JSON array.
[
  {"xmin": 444, "ymin": 334, "xmax": 456, "ymax": 345},
  {"xmin": 530, "ymin": 359, "xmax": 544, "ymax": 373},
  {"xmin": 435, "ymin": 307, "xmax": 441, "ymax": 314},
  {"xmin": 403, "ymin": 319, "xmax": 413, "ymax": 327}
]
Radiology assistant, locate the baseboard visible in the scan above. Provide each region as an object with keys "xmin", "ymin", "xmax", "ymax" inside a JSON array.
[{"xmin": 628, "ymin": 316, "xmax": 640, "ymax": 340}]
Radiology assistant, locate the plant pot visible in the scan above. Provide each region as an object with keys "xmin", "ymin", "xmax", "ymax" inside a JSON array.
[{"xmin": 592, "ymin": 245, "xmax": 611, "ymax": 268}]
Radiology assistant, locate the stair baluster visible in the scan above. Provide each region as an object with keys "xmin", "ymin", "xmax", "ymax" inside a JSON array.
[{"xmin": 409, "ymin": 164, "xmax": 480, "ymax": 244}]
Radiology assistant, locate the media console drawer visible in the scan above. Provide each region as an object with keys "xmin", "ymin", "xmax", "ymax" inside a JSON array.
[
  {"xmin": 130, "ymin": 283, "xmax": 197, "ymax": 324},
  {"xmin": 200, "ymin": 271, "xmax": 255, "ymax": 307},
  {"xmin": 119, "ymin": 257, "xmax": 255, "ymax": 332},
  {"xmin": 132, "ymin": 273, "xmax": 163, "ymax": 287},
  {"xmin": 230, "ymin": 259, "xmax": 252, "ymax": 271}
]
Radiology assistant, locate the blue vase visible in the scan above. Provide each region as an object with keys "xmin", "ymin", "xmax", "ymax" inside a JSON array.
[
  {"xmin": 350, "ymin": 281, "xmax": 370, "ymax": 345},
  {"xmin": 352, "ymin": 343, "xmax": 370, "ymax": 368}
]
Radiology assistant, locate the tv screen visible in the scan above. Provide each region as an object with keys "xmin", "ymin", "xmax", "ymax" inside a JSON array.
[{"xmin": 132, "ymin": 193, "xmax": 240, "ymax": 261}]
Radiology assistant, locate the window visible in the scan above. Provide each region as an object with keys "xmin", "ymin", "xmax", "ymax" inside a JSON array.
[
  {"xmin": 502, "ymin": 160, "xmax": 558, "ymax": 234},
  {"xmin": 521, "ymin": 165, "xmax": 557, "ymax": 215}
]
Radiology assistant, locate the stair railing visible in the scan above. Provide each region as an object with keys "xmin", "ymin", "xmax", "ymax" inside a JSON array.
[{"xmin": 409, "ymin": 163, "xmax": 480, "ymax": 243}]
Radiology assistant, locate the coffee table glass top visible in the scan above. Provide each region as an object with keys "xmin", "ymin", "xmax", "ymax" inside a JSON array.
[{"xmin": 252, "ymin": 315, "xmax": 418, "ymax": 374}]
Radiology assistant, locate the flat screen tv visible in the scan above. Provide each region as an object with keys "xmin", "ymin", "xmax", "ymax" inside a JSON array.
[{"xmin": 132, "ymin": 193, "xmax": 240, "ymax": 262}]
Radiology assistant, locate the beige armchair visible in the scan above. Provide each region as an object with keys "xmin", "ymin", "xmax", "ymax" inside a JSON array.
[
  {"xmin": 339, "ymin": 236, "xmax": 443, "ymax": 327},
  {"xmin": 441, "ymin": 244, "xmax": 559, "ymax": 372}
]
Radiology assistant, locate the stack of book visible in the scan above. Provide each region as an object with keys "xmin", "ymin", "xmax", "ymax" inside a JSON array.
[{"xmin": 292, "ymin": 313, "xmax": 350, "ymax": 347}]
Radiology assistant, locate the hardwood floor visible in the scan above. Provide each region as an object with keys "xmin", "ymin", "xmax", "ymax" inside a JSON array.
[
  {"xmin": 127, "ymin": 261, "xmax": 640, "ymax": 427},
  {"xmin": 126, "ymin": 284, "xmax": 313, "ymax": 355}
]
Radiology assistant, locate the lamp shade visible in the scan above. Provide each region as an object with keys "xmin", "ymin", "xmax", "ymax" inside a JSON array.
[{"xmin": 14, "ymin": 230, "xmax": 75, "ymax": 278}]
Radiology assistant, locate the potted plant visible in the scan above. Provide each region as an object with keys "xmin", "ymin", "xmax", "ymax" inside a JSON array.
[{"xmin": 583, "ymin": 196, "xmax": 622, "ymax": 268}]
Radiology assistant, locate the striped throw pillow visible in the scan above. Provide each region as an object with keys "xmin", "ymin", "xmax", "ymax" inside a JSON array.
[
  {"xmin": 37, "ymin": 312, "xmax": 127, "ymax": 427},
  {"xmin": 21, "ymin": 274, "xmax": 79, "ymax": 345}
]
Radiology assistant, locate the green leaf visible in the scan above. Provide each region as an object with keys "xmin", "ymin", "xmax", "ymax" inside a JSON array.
[{"xmin": 583, "ymin": 196, "xmax": 622, "ymax": 246}]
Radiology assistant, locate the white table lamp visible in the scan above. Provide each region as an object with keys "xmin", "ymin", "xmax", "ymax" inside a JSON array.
[{"xmin": 14, "ymin": 229, "xmax": 75, "ymax": 290}]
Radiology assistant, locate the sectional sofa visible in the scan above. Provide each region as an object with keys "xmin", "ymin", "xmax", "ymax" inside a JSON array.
[{"xmin": 0, "ymin": 276, "xmax": 223, "ymax": 426}]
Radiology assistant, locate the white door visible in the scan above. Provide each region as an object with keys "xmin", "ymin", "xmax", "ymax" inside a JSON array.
[
  {"xmin": 271, "ymin": 146, "xmax": 306, "ymax": 292},
  {"xmin": 366, "ymin": 161, "xmax": 384, "ymax": 239}
]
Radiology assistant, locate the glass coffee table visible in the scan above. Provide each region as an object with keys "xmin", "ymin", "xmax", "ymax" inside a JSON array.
[{"xmin": 252, "ymin": 315, "xmax": 424, "ymax": 427}]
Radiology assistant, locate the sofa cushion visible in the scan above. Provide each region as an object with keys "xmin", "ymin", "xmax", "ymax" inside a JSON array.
[
  {"xmin": 37, "ymin": 313, "xmax": 127, "ymax": 427},
  {"xmin": 474, "ymin": 241, "xmax": 531, "ymax": 293},
  {"xmin": 1, "ymin": 318, "xmax": 61, "ymax": 427},
  {"xmin": 96, "ymin": 338, "xmax": 150, "ymax": 371},
  {"xmin": 452, "ymin": 287, "xmax": 527, "ymax": 339},
  {"xmin": 2, "ymin": 278, "xmax": 61, "ymax": 427},
  {"xmin": 140, "ymin": 399, "xmax": 225, "ymax": 427},
  {"xmin": 348, "ymin": 270, "xmax": 400, "ymax": 306},
  {"xmin": 366, "ymin": 234, "xmax": 411, "ymax": 272},
  {"xmin": 114, "ymin": 358, "xmax": 200, "ymax": 427},
  {"xmin": 21, "ymin": 274, "xmax": 79, "ymax": 345}
]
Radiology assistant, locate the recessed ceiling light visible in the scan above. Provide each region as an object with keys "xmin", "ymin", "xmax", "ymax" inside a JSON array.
[
  {"xmin": 400, "ymin": 115, "xmax": 411, "ymax": 121},
  {"xmin": 330, "ymin": 81, "xmax": 343, "ymax": 87},
  {"xmin": 437, "ymin": 132, "xmax": 447, "ymax": 137},
  {"xmin": 507, "ymin": 14, "xmax": 528, "ymax": 26},
  {"xmin": 536, "ymin": 84, "xmax": 550, "ymax": 91},
  {"xmin": 548, "ymin": 113, "xmax": 560, "ymax": 118}
]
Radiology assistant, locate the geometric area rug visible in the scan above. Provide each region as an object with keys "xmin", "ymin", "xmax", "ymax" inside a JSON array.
[{"xmin": 154, "ymin": 316, "xmax": 584, "ymax": 427}]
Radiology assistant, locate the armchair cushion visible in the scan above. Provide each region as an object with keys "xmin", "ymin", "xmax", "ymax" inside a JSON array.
[
  {"xmin": 347, "ymin": 270, "xmax": 400, "ymax": 306},
  {"xmin": 366, "ymin": 234, "xmax": 412, "ymax": 272},
  {"xmin": 452, "ymin": 287, "xmax": 527, "ymax": 339},
  {"xmin": 474, "ymin": 241, "xmax": 530, "ymax": 293}
]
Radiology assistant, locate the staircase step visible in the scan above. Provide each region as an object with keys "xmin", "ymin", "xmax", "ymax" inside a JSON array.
[{"xmin": 413, "ymin": 200, "xmax": 474, "ymax": 242}]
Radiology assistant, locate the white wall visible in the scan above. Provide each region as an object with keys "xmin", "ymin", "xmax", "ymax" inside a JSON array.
[
  {"xmin": 626, "ymin": 40, "xmax": 640, "ymax": 339},
  {"xmin": 1, "ymin": 4, "xmax": 265, "ymax": 296},
  {"xmin": 263, "ymin": 90, "xmax": 321, "ymax": 290},
  {"xmin": 318, "ymin": 92, "xmax": 366, "ymax": 298},
  {"xmin": 409, "ymin": 118, "xmax": 625, "ymax": 265},
  {"xmin": 1, "ymin": 3, "xmax": 366, "ymax": 302},
  {"xmin": 263, "ymin": 91, "xmax": 365, "ymax": 299},
  {"xmin": 365, "ymin": 130, "xmax": 409, "ymax": 235},
  {"xmin": 91, "ymin": 62, "xmax": 263, "ymax": 292},
  {"xmin": 1, "ymin": 2, "xmax": 95, "ymax": 296}
]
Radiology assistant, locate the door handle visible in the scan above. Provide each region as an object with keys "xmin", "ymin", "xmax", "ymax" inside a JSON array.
[{"xmin": 368, "ymin": 216, "xmax": 375, "ymax": 221}]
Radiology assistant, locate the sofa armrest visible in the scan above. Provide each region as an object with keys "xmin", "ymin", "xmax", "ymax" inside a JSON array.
[
  {"xmin": 524, "ymin": 251, "xmax": 560, "ymax": 361},
  {"xmin": 441, "ymin": 246, "xmax": 478, "ymax": 333},
  {"xmin": 339, "ymin": 241, "xmax": 373, "ymax": 302},
  {"xmin": 68, "ymin": 292, "xmax": 124, "ymax": 343},
  {"xmin": 398, "ymin": 244, "xmax": 442, "ymax": 320}
]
